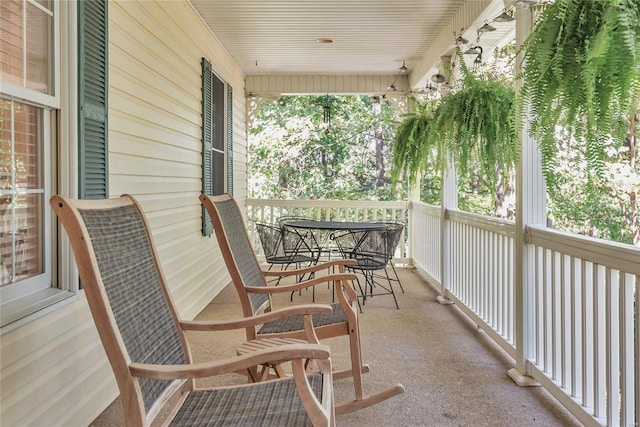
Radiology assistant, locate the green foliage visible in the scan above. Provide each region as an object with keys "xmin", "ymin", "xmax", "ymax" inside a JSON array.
[
  {"xmin": 391, "ymin": 49, "xmax": 518, "ymax": 205},
  {"xmin": 431, "ymin": 52, "xmax": 518, "ymax": 188},
  {"xmin": 546, "ymin": 129, "xmax": 638, "ymax": 244},
  {"xmin": 390, "ymin": 100, "xmax": 441, "ymax": 185},
  {"xmin": 248, "ymin": 95, "xmax": 404, "ymax": 201},
  {"xmin": 519, "ymin": 0, "xmax": 640, "ymax": 187}
]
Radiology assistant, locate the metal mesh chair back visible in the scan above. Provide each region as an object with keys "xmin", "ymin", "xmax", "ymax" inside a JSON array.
[
  {"xmin": 334, "ymin": 222, "xmax": 405, "ymax": 269},
  {"xmin": 77, "ymin": 203, "xmax": 186, "ymax": 413},
  {"xmin": 255, "ymin": 222, "xmax": 286, "ymax": 261},
  {"xmin": 280, "ymin": 224, "xmax": 320, "ymax": 263}
]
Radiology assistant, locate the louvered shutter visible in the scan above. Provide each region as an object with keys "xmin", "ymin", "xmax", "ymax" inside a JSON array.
[
  {"xmin": 201, "ymin": 58, "xmax": 214, "ymax": 236},
  {"xmin": 78, "ymin": 0, "xmax": 108, "ymax": 199},
  {"xmin": 226, "ymin": 84, "xmax": 233, "ymax": 195}
]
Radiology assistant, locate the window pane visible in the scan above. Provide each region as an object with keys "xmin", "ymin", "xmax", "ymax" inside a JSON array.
[
  {"xmin": 0, "ymin": 0, "xmax": 24, "ymax": 86},
  {"xmin": 26, "ymin": 2, "xmax": 52, "ymax": 94},
  {"xmin": 14, "ymin": 103, "xmax": 42, "ymax": 189},
  {"xmin": 0, "ymin": 99, "xmax": 45, "ymax": 286}
]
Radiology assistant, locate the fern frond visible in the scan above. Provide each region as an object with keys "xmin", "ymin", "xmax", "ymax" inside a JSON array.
[{"xmin": 519, "ymin": 0, "xmax": 640, "ymax": 187}]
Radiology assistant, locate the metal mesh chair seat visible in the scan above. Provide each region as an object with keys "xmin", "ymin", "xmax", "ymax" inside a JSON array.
[
  {"xmin": 268, "ymin": 253, "xmax": 317, "ymax": 265},
  {"xmin": 258, "ymin": 302, "xmax": 347, "ymax": 334},
  {"xmin": 347, "ymin": 253, "xmax": 388, "ymax": 270},
  {"xmin": 171, "ymin": 375, "xmax": 323, "ymax": 427}
]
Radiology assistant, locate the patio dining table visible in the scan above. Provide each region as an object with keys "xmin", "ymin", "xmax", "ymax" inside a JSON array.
[
  {"xmin": 279, "ymin": 219, "xmax": 388, "ymax": 261},
  {"xmin": 280, "ymin": 219, "xmax": 388, "ymax": 232},
  {"xmin": 280, "ymin": 218, "xmax": 393, "ymax": 308}
]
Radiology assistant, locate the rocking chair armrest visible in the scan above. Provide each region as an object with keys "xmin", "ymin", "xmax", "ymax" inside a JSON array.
[
  {"xmin": 262, "ymin": 259, "xmax": 357, "ymax": 277},
  {"xmin": 246, "ymin": 273, "xmax": 357, "ymax": 294},
  {"xmin": 129, "ymin": 343, "xmax": 331, "ymax": 380},
  {"xmin": 180, "ymin": 304, "xmax": 333, "ymax": 332}
]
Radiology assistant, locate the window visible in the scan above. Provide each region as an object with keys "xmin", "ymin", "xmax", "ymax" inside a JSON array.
[
  {"xmin": 0, "ymin": 0, "xmax": 56, "ymax": 327},
  {"xmin": 0, "ymin": 0, "xmax": 107, "ymax": 329},
  {"xmin": 201, "ymin": 58, "xmax": 233, "ymax": 236}
]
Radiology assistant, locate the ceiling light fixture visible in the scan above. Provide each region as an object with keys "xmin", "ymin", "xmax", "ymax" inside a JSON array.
[
  {"xmin": 454, "ymin": 29, "xmax": 468, "ymax": 45},
  {"xmin": 455, "ymin": 35, "xmax": 469, "ymax": 45},
  {"xmin": 431, "ymin": 73, "xmax": 446, "ymax": 84},
  {"xmin": 478, "ymin": 21, "xmax": 496, "ymax": 33},
  {"xmin": 494, "ymin": 9, "xmax": 515, "ymax": 22},
  {"xmin": 464, "ymin": 45, "xmax": 482, "ymax": 55}
]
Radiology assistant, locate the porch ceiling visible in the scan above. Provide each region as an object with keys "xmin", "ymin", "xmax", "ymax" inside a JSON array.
[{"xmin": 188, "ymin": 0, "xmax": 516, "ymax": 92}]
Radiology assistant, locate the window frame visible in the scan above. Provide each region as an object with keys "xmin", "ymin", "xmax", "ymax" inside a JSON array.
[{"xmin": 0, "ymin": 0, "xmax": 79, "ymax": 332}]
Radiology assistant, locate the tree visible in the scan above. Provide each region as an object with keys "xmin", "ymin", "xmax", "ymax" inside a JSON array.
[{"xmin": 248, "ymin": 95, "xmax": 404, "ymax": 201}]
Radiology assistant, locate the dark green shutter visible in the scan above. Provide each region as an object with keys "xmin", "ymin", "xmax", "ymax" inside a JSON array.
[
  {"xmin": 201, "ymin": 58, "xmax": 214, "ymax": 236},
  {"xmin": 226, "ymin": 84, "xmax": 233, "ymax": 195},
  {"xmin": 78, "ymin": 0, "xmax": 108, "ymax": 199}
]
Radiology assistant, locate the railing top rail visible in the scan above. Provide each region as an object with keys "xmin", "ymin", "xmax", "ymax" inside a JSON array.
[
  {"xmin": 245, "ymin": 198, "xmax": 408, "ymax": 209},
  {"xmin": 527, "ymin": 224, "xmax": 640, "ymax": 275},
  {"xmin": 409, "ymin": 201, "xmax": 441, "ymax": 216},
  {"xmin": 447, "ymin": 208, "xmax": 516, "ymax": 238}
]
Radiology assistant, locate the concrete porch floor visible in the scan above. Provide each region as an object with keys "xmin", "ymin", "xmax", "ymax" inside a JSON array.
[{"xmin": 91, "ymin": 268, "xmax": 582, "ymax": 426}]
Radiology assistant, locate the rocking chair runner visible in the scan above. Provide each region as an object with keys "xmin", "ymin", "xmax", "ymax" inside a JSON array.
[
  {"xmin": 51, "ymin": 194, "xmax": 335, "ymax": 427},
  {"xmin": 200, "ymin": 193, "xmax": 404, "ymax": 415}
]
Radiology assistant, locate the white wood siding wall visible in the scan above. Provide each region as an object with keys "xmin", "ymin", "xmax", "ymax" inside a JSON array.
[{"xmin": 0, "ymin": 1, "xmax": 247, "ymax": 425}]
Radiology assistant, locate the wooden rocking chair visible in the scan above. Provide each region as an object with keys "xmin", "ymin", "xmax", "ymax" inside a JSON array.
[
  {"xmin": 51, "ymin": 194, "xmax": 335, "ymax": 427},
  {"xmin": 200, "ymin": 193, "xmax": 404, "ymax": 415}
]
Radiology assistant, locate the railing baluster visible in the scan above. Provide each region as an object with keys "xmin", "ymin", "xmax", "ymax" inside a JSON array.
[
  {"xmin": 620, "ymin": 273, "xmax": 635, "ymax": 426},
  {"xmin": 605, "ymin": 268, "xmax": 620, "ymax": 426},
  {"xmin": 551, "ymin": 250, "xmax": 558, "ymax": 381},
  {"xmin": 560, "ymin": 253, "xmax": 568, "ymax": 389},
  {"xmin": 594, "ymin": 264, "xmax": 606, "ymax": 418},
  {"xmin": 570, "ymin": 255, "xmax": 580, "ymax": 399}
]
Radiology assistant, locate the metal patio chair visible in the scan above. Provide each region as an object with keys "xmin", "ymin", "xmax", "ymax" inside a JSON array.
[
  {"xmin": 200, "ymin": 193, "xmax": 404, "ymax": 415},
  {"xmin": 333, "ymin": 221, "xmax": 406, "ymax": 309},
  {"xmin": 51, "ymin": 194, "xmax": 335, "ymax": 427},
  {"xmin": 255, "ymin": 221, "xmax": 318, "ymax": 283}
]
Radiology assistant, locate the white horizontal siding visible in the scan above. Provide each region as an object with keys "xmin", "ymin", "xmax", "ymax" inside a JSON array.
[
  {"xmin": 0, "ymin": 295, "xmax": 119, "ymax": 426},
  {"xmin": 0, "ymin": 1, "xmax": 247, "ymax": 426},
  {"xmin": 108, "ymin": 0, "xmax": 246, "ymax": 321}
]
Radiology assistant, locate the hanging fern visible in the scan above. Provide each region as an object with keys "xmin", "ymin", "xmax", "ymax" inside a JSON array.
[
  {"xmin": 390, "ymin": 100, "xmax": 441, "ymax": 185},
  {"xmin": 431, "ymin": 50, "xmax": 518, "ymax": 188},
  {"xmin": 519, "ymin": 0, "xmax": 640, "ymax": 187}
]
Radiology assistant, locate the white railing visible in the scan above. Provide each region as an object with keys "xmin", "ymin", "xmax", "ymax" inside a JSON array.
[
  {"xmin": 526, "ymin": 226, "xmax": 639, "ymax": 427},
  {"xmin": 246, "ymin": 198, "xmax": 639, "ymax": 426},
  {"xmin": 446, "ymin": 209, "xmax": 516, "ymax": 356},
  {"xmin": 409, "ymin": 201, "xmax": 441, "ymax": 285},
  {"xmin": 245, "ymin": 198, "xmax": 410, "ymax": 262}
]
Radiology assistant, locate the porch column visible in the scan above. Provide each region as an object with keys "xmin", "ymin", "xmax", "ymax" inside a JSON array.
[
  {"xmin": 509, "ymin": 5, "xmax": 545, "ymax": 386},
  {"xmin": 437, "ymin": 158, "xmax": 457, "ymax": 304}
]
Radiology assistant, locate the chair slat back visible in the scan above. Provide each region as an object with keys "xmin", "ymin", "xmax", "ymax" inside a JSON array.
[
  {"xmin": 51, "ymin": 195, "xmax": 188, "ymax": 422},
  {"xmin": 200, "ymin": 194, "xmax": 269, "ymax": 316}
]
